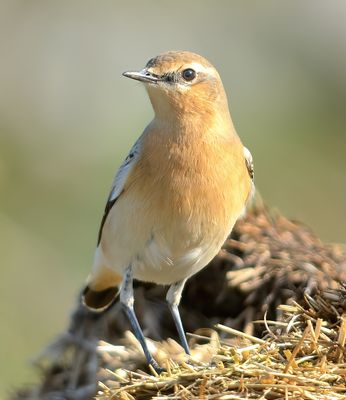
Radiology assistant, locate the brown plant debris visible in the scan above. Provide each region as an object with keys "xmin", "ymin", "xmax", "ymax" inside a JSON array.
[
  {"xmin": 97, "ymin": 285, "xmax": 346, "ymax": 399},
  {"xmin": 12, "ymin": 202, "xmax": 346, "ymax": 399}
]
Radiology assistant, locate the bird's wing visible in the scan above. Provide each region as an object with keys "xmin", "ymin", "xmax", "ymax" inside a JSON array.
[
  {"xmin": 244, "ymin": 146, "xmax": 254, "ymax": 181},
  {"xmin": 97, "ymin": 137, "xmax": 142, "ymax": 245}
]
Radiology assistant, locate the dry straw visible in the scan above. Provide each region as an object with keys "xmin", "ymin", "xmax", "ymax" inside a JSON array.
[{"xmin": 96, "ymin": 285, "xmax": 346, "ymax": 399}]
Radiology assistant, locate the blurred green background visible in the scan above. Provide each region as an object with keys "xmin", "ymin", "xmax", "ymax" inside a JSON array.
[{"xmin": 0, "ymin": 0, "xmax": 345, "ymax": 396}]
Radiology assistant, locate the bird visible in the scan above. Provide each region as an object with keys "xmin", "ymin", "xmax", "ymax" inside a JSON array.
[{"xmin": 82, "ymin": 50, "xmax": 254, "ymax": 372}]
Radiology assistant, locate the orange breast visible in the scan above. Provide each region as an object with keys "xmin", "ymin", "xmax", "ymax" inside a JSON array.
[{"xmin": 126, "ymin": 125, "xmax": 252, "ymax": 243}]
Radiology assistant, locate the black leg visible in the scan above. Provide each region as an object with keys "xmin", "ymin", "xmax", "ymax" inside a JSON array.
[
  {"xmin": 166, "ymin": 279, "xmax": 190, "ymax": 355},
  {"xmin": 120, "ymin": 266, "xmax": 164, "ymax": 373}
]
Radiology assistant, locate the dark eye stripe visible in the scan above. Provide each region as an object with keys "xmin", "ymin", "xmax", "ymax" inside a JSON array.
[
  {"xmin": 163, "ymin": 73, "xmax": 176, "ymax": 82},
  {"xmin": 159, "ymin": 69, "xmax": 197, "ymax": 84}
]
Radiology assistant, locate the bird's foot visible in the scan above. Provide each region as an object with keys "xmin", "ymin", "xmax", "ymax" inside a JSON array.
[{"xmin": 149, "ymin": 358, "xmax": 166, "ymax": 374}]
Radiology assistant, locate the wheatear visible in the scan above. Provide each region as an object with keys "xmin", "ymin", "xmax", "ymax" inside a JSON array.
[{"xmin": 82, "ymin": 51, "xmax": 254, "ymax": 372}]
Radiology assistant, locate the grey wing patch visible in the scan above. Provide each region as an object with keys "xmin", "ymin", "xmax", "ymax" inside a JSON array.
[
  {"xmin": 244, "ymin": 146, "xmax": 254, "ymax": 181},
  {"xmin": 97, "ymin": 137, "xmax": 142, "ymax": 245}
]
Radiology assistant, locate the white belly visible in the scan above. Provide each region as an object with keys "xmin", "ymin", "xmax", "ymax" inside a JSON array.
[
  {"xmin": 98, "ymin": 222, "xmax": 229, "ymax": 285},
  {"xmin": 131, "ymin": 234, "xmax": 225, "ymax": 284}
]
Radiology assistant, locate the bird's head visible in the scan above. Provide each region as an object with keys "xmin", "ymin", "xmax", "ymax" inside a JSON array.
[{"xmin": 123, "ymin": 51, "xmax": 231, "ymax": 125}]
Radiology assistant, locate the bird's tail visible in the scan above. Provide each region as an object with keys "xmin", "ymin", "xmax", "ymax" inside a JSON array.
[
  {"xmin": 82, "ymin": 266, "xmax": 122, "ymax": 312},
  {"xmin": 82, "ymin": 285, "xmax": 119, "ymax": 312}
]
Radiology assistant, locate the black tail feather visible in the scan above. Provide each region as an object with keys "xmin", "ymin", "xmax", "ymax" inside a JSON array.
[{"xmin": 82, "ymin": 286, "xmax": 119, "ymax": 312}]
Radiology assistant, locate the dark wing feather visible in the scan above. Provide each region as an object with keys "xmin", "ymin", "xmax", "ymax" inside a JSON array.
[
  {"xmin": 97, "ymin": 137, "xmax": 142, "ymax": 245},
  {"xmin": 244, "ymin": 146, "xmax": 254, "ymax": 181}
]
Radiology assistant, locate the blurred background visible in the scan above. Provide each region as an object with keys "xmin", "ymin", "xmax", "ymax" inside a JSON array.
[{"xmin": 0, "ymin": 0, "xmax": 345, "ymax": 396}]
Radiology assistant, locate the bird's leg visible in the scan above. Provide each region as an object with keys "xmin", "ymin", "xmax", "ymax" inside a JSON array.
[
  {"xmin": 166, "ymin": 279, "xmax": 190, "ymax": 355},
  {"xmin": 120, "ymin": 265, "xmax": 163, "ymax": 373}
]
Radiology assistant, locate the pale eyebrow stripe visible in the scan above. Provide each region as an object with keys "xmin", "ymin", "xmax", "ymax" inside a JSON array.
[{"xmin": 184, "ymin": 62, "xmax": 217, "ymax": 77}]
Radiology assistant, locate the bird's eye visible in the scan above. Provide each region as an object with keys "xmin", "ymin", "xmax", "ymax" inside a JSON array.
[{"xmin": 182, "ymin": 68, "xmax": 196, "ymax": 82}]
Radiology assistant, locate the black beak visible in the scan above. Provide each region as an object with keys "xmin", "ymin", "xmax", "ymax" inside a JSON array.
[{"xmin": 122, "ymin": 70, "xmax": 159, "ymax": 84}]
